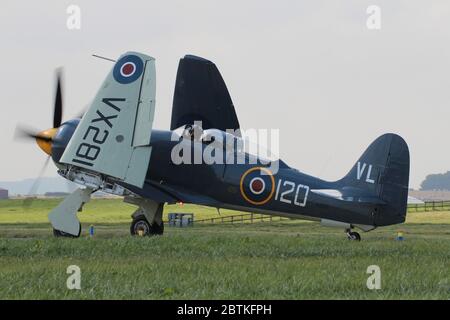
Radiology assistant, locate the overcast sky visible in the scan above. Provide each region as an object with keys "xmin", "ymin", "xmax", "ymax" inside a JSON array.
[{"xmin": 1, "ymin": 0, "xmax": 449, "ymax": 189}]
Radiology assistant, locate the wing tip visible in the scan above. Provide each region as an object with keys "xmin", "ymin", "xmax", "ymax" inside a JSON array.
[{"xmin": 183, "ymin": 54, "xmax": 213, "ymax": 64}]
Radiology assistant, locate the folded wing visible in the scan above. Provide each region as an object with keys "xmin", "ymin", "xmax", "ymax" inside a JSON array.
[
  {"xmin": 170, "ymin": 55, "xmax": 240, "ymax": 135},
  {"xmin": 60, "ymin": 52, "xmax": 156, "ymax": 188}
]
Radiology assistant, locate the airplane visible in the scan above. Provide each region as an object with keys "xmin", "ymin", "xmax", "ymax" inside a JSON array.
[{"xmin": 16, "ymin": 51, "xmax": 410, "ymax": 241}]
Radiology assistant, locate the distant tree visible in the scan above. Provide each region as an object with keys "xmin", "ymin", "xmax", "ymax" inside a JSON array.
[{"xmin": 420, "ymin": 171, "xmax": 450, "ymax": 191}]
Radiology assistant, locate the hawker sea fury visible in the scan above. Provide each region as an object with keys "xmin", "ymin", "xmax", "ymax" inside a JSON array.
[{"xmin": 16, "ymin": 52, "xmax": 410, "ymax": 240}]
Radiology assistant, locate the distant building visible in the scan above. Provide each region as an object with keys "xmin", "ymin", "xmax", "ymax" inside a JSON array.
[
  {"xmin": 407, "ymin": 196, "xmax": 424, "ymax": 205},
  {"xmin": 409, "ymin": 190, "xmax": 450, "ymax": 202},
  {"xmin": 0, "ymin": 188, "xmax": 9, "ymax": 200}
]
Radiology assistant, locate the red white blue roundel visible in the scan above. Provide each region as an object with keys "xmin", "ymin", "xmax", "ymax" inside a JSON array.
[
  {"xmin": 239, "ymin": 167, "xmax": 275, "ymax": 206},
  {"xmin": 113, "ymin": 54, "xmax": 144, "ymax": 84}
]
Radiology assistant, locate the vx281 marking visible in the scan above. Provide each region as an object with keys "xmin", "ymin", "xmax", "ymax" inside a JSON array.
[{"xmin": 72, "ymin": 98, "xmax": 125, "ymax": 167}]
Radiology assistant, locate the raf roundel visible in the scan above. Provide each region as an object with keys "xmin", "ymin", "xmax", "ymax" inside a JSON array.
[
  {"xmin": 240, "ymin": 167, "xmax": 275, "ymax": 206},
  {"xmin": 113, "ymin": 54, "xmax": 144, "ymax": 84},
  {"xmin": 120, "ymin": 62, "xmax": 136, "ymax": 77},
  {"xmin": 249, "ymin": 177, "xmax": 265, "ymax": 195}
]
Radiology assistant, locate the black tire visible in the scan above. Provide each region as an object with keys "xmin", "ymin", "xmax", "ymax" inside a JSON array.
[
  {"xmin": 347, "ymin": 231, "xmax": 361, "ymax": 241},
  {"xmin": 130, "ymin": 216, "xmax": 164, "ymax": 236},
  {"xmin": 53, "ymin": 224, "xmax": 81, "ymax": 238},
  {"xmin": 152, "ymin": 221, "xmax": 164, "ymax": 235}
]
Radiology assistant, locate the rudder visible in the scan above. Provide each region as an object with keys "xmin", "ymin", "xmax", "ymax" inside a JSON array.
[{"xmin": 337, "ymin": 133, "xmax": 410, "ymax": 225}]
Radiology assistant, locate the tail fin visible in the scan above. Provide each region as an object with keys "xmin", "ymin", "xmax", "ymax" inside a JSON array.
[{"xmin": 337, "ymin": 133, "xmax": 410, "ymax": 225}]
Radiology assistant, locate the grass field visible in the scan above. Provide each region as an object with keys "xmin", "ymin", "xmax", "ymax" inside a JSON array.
[{"xmin": 1, "ymin": 199, "xmax": 450, "ymax": 299}]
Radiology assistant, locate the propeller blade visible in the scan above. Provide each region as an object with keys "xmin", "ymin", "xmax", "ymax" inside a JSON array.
[
  {"xmin": 53, "ymin": 69, "xmax": 63, "ymax": 128},
  {"xmin": 14, "ymin": 126, "xmax": 53, "ymax": 142},
  {"xmin": 23, "ymin": 156, "xmax": 51, "ymax": 209}
]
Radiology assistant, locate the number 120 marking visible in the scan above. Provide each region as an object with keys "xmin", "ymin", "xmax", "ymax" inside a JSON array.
[{"xmin": 274, "ymin": 179, "xmax": 309, "ymax": 207}]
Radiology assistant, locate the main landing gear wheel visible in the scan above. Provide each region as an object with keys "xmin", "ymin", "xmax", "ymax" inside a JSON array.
[
  {"xmin": 53, "ymin": 223, "xmax": 81, "ymax": 238},
  {"xmin": 130, "ymin": 216, "xmax": 164, "ymax": 236},
  {"xmin": 346, "ymin": 231, "xmax": 361, "ymax": 241}
]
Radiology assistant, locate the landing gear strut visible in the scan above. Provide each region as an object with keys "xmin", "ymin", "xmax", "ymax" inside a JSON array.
[
  {"xmin": 125, "ymin": 197, "xmax": 164, "ymax": 237},
  {"xmin": 346, "ymin": 229, "xmax": 361, "ymax": 241}
]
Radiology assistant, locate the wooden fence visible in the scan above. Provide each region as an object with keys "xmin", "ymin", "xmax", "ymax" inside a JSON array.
[
  {"xmin": 407, "ymin": 201, "xmax": 450, "ymax": 212},
  {"xmin": 195, "ymin": 213, "xmax": 290, "ymax": 224},
  {"xmin": 195, "ymin": 201, "xmax": 450, "ymax": 225}
]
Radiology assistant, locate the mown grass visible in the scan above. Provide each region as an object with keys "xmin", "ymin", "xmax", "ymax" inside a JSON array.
[
  {"xmin": 1, "ymin": 199, "xmax": 450, "ymax": 299},
  {"xmin": 0, "ymin": 199, "xmax": 240, "ymax": 224}
]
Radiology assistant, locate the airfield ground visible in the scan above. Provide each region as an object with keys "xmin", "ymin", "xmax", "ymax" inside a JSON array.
[{"xmin": 1, "ymin": 199, "xmax": 450, "ymax": 299}]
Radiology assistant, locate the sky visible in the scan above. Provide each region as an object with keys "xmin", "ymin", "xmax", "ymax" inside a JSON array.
[{"xmin": 0, "ymin": 0, "xmax": 449, "ymax": 189}]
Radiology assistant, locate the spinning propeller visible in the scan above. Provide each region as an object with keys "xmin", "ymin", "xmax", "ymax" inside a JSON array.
[
  {"xmin": 15, "ymin": 69, "xmax": 65, "ymax": 204},
  {"xmin": 16, "ymin": 69, "xmax": 64, "ymax": 154}
]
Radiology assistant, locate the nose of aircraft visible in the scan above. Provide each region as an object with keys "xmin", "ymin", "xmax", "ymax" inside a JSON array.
[{"xmin": 35, "ymin": 128, "xmax": 58, "ymax": 156}]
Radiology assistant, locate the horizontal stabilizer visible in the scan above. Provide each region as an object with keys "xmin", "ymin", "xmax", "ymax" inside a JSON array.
[{"xmin": 311, "ymin": 189, "xmax": 386, "ymax": 204}]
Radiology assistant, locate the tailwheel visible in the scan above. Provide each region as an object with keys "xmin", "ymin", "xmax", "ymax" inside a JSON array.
[
  {"xmin": 53, "ymin": 224, "xmax": 81, "ymax": 238},
  {"xmin": 130, "ymin": 216, "xmax": 164, "ymax": 236},
  {"xmin": 346, "ymin": 230, "xmax": 361, "ymax": 241}
]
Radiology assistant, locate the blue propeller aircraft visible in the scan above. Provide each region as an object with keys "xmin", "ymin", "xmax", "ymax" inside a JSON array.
[{"xmin": 16, "ymin": 52, "xmax": 410, "ymax": 241}]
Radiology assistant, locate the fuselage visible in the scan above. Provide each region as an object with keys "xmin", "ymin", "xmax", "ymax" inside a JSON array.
[
  {"xmin": 52, "ymin": 121, "xmax": 389, "ymax": 228},
  {"xmin": 144, "ymin": 130, "xmax": 379, "ymax": 227}
]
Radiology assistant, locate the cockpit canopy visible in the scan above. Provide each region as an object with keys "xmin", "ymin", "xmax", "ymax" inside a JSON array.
[{"xmin": 172, "ymin": 124, "xmax": 288, "ymax": 168}]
